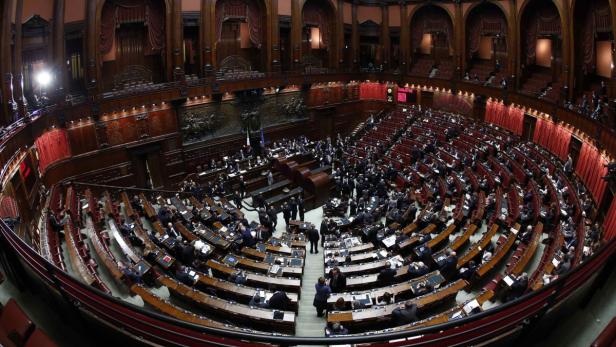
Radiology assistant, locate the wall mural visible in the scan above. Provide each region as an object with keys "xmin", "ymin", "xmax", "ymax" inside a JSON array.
[{"xmin": 180, "ymin": 90, "xmax": 308, "ymax": 144}]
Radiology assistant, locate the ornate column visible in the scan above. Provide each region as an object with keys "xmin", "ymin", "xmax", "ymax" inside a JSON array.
[
  {"xmin": 1, "ymin": 0, "xmax": 16, "ymax": 125},
  {"xmin": 53, "ymin": 0, "xmax": 67, "ymax": 95},
  {"xmin": 399, "ymin": 0, "xmax": 409, "ymax": 74},
  {"xmin": 351, "ymin": 0, "xmax": 359, "ymax": 71},
  {"xmin": 270, "ymin": 0, "xmax": 281, "ymax": 72},
  {"xmin": 291, "ymin": 0, "xmax": 302, "ymax": 70},
  {"xmin": 454, "ymin": 0, "xmax": 463, "ymax": 79},
  {"xmin": 172, "ymin": 0, "xmax": 184, "ymax": 81},
  {"xmin": 13, "ymin": 0, "xmax": 26, "ymax": 118},
  {"xmin": 337, "ymin": 0, "xmax": 344, "ymax": 67},
  {"xmin": 381, "ymin": 4, "xmax": 390, "ymax": 70},
  {"xmin": 201, "ymin": 0, "xmax": 214, "ymax": 75},
  {"xmin": 85, "ymin": 0, "xmax": 100, "ymax": 95}
]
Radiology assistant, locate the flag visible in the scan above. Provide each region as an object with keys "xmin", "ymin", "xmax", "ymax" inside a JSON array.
[
  {"xmin": 260, "ymin": 127, "xmax": 265, "ymax": 146},
  {"xmin": 246, "ymin": 127, "xmax": 250, "ymax": 146}
]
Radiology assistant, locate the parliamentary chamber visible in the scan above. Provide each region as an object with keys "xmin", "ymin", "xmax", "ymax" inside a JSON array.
[{"xmin": 0, "ymin": 0, "xmax": 614, "ymax": 346}]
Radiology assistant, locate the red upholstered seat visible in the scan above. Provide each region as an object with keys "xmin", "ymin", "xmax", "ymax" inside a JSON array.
[
  {"xmin": 0, "ymin": 299, "xmax": 34, "ymax": 347},
  {"xmin": 24, "ymin": 329, "xmax": 58, "ymax": 347}
]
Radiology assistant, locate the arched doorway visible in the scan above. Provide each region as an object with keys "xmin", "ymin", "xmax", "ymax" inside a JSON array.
[
  {"xmin": 518, "ymin": 0, "xmax": 562, "ymax": 102},
  {"xmin": 465, "ymin": 2, "xmax": 507, "ymax": 86},
  {"xmin": 214, "ymin": 0, "xmax": 267, "ymax": 75},
  {"xmin": 572, "ymin": 0, "xmax": 613, "ymax": 101},
  {"xmin": 99, "ymin": 0, "xmax": 167, "ymax": 91},
  {"xmin": 301, "ymin": 0, "xmax": 336, "ymax": 72},
  {"xmin": 409, "ymin": 5, "xmax": 454, "ymax": 79}
]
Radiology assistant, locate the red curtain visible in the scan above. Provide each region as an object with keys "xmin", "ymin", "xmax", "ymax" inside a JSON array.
[
  {"xmin": 576, "ymin": 142, "xmax": 608, "ymax": 205},
  {"xmin": 0, "ymin": 196, "xmax": 18, "ymax": 219},
  {"xmin": 359, "ymin": 83, "xmax": 387, "ymax": 101},
  {"xmin": 485, "ymin": 101, "xmax": 523, "ymax": 136},
  {"xmin": 604, "ymin": 197, "xmax": 616, "ymax": 241},
  {"xmin": 533, "ymin": 118, "xmax": 571, "ymax": 160},
  {"xmin": 35, "ymin": 129, "xmax": 72, "ymax": 173},
  {"xmin": 100, "ymin": 0, "xmax": 165, "ymax": 55},
  {"xmin": 216, "ymin": 0, "xmax": 263, "ymax": 48}
]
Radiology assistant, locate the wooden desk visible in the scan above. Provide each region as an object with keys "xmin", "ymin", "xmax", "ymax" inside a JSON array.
[
  {"xmin": 207, "ymin": 260, "xmax": 302, "ymax": 293},
  {"xmin": 131, "ymin": 284, "xmax": 257, "ymax": 332},
  {"xmin": 327, "ymin": 280, "xmax": 468, "ymax": 326},
  {"xmin": 457, "ymin": 223, "xmax": 499, "ymax": 268},
  {"xmin": 507, "ymin": 223, "xmax": 542, "ymax": 276},
  {"xmin": 327, "ymin": 270, "xmax": 445, "ymax": 307},
  {"xmin": 86, "ymin": 220, "xmax": 124, "ymax": 283},
  {"xmin": 121, "ymin": 192, "xmax": 136, "ymax": 219},
  {"xmin": 139, "ymin": 193, "xmax": 157, "ymax": 220},
  {"xmin": 64, "ymin": 223, "xmax": 95, "ymax": 286},
  {"xmin": 427, "ymin": 223, "xmax": 457, "ymax": 249},
  {"xmin": 109, "ymin": 220, "xmax": 141, "ymax": 264},
  {"xmin": 475, "ymin": 224, "xmax": 520, "ymax": 278},
  {"xmin": 195, "ymin": 272, "xmax": 299, "ymax": 311},
  {"xmin": 157, "ymin": 275, "xmax": 295, "ymax": 334},
  {"xmin": 325, "ymin": 259, "xmax": 389, "ymax": 277}
]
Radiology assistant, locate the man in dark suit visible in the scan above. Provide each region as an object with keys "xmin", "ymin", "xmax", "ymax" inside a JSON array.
[
  {"xmin": 282, "ymin": 202, "xmax": 291, "ymax": 228},
  {"xmin": 392, "ymin": 302, "xmax": 418, "ymax": 326},
  {"xmin": 298, "ymin": 196, "xmax": 305, "ymax": 221},
  {"xmin": 440, "ymin": 250, "xmax": 458, "ymax": 281},
  {"xmin": 239, "ymin": 176, "xmax": 246, "ymax": 198},
  {"xmin": 268, "ymin": 291, "xmax": 291, "ymax": 311},
  {"xmin": 320, "ymin": 218, "xmax": 330, "ymax": 247},
  {"xmin": 327, "ymin": 267, "xmax": 347, "ymax": 293},
  {"xmin": 308, "ymin": 226, "xmax": 320, "ymax": 254},
  {"xmin": 290, "ymin": 197, "xmax": 298, "ymax": 220},
  {"xmin": 377, "ymin": 261, "xmax": 397, "ymax": 284}
]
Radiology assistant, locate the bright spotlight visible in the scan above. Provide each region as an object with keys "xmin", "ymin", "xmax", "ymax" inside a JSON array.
[{"xmin": 35, "ymin": 70, "xmax": 52, "ymax": 87}]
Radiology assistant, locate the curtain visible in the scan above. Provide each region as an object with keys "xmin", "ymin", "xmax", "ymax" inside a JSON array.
[
  {"xmin": 100, "ymin": 0, "xmax": 165, "ymax": 55},
  {"xmin": 35, "ymin": 129, "xmax": 72, "ymax": 173},
  {"xmin": 604, "ymin": 197, "xmax": 616, "ymax": 241},
  {"xmin": 467, "ymin": 6, "xmax": 506, "ymax": 59},
  {"xmin": 576, "ymin": 142, "xmax": 608, "ymax": 205},
  {"xmin": 485, "ymin": 101, "xmax": 523, "ymax": 136},
  {"xmin": 216, "ymin": 0, "xmax": 262, "ymax": 48},
  {"xmin": 411, "ymin": 6, "xmax": 453, "ymax": 52},
  {"xmin": 302, "ymin": 1, "xmax": 330, "ymax": 47},
  {"xmin": 533, "ymin": 118, "xmax": 571, "ymax": 160},
  {"xmin": 0, "ymin": 196, "xmax": 19, "ymax": 219},
  {"xmin": 359, "ymin": 82, "xmax": 387, "ymax": 101}
]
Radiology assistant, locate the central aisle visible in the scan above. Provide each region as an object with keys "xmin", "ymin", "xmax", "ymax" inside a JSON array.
[{"xmin": 294, "ymin": 208, "xmax": 326, "ymax": 338}]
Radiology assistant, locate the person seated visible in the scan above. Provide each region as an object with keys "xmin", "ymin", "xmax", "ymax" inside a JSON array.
[
  {"xmin": 376, "ymin": 292, "xmax": 394, "ymax": 305},
  {"xmin": 407, "ymin": 261, "xmax": 429, "ymax": 278},
  {"xmin": 391, "ymin": 302, "xmax": 419, "ymax": 326},
  {"xmin": 228, "ymin": 270, "xmax": 247, "ymax": 285},
  {"xmin": 175, "ymin": 265, "xmax": 197, "ymax": 286},
  {"xmin": 377, "ymin": 261, "xmax": 397, "ymax": 284},
  {"xmin": 506, "ymin": 273, "xmax": 528, "ymax": 302},
  {"xmin": 440, "ymin": 250, "xmax": 458, "ymax": 280},
  {"xmin": 249, "ymin": 293, "xmax": 269, "ymax": 309},
  {"xmin": 459, "ymin": 260, "xmax": 477, "ymax": 280},
  {"xmin": 333, "ymin": 297, "xmax": 346, "ymax": 311},
  {"xmin": 328, "ymin": 322, "xmax": 349, "ymax": 336}
]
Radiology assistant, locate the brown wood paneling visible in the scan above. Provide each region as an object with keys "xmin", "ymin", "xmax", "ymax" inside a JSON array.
[{"xmin": 67, "ymin": 122, "xmax": 98, "ymax": 155}]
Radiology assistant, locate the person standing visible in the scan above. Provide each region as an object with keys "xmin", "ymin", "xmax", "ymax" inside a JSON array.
[
  {"xmin": 320, "ymin": 217, "xmax": 329, "ymax": 247},
  {"xmin": 290, "ymin": 197, "xmax": 298, "ymax": 220},
  {"xmin": 298, "ymin": 195, "xmax": 305, "ymax": 221},
  {"xmin": 313, "ymin": 277, "xmax": 331, "ymax": 317},
  {"xmin": 239, "ymin": 176, "xmax": 246, "ymax": 198},
  {"xmin": 267, "ymin": 205, "xmax": 278, "ymax": 229},
  {"xmin": 282, "ymin": 202, "xmax": 291, "ymax": 228},
  {"xmin": 327, "ymin": 267, "xmax": 347, "ymax": 293},
  {"xmin": 267, "ymin": 170, "xmax": 274, "ymax": 186},
  {"xmin": 308, "ymin": 226, "xmax": 320, "ymax": 254}
]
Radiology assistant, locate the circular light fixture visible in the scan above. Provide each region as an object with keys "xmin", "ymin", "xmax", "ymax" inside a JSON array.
[{"xmin": 35, "ymin": 70, "xmax": 52, "ymax": 87}]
